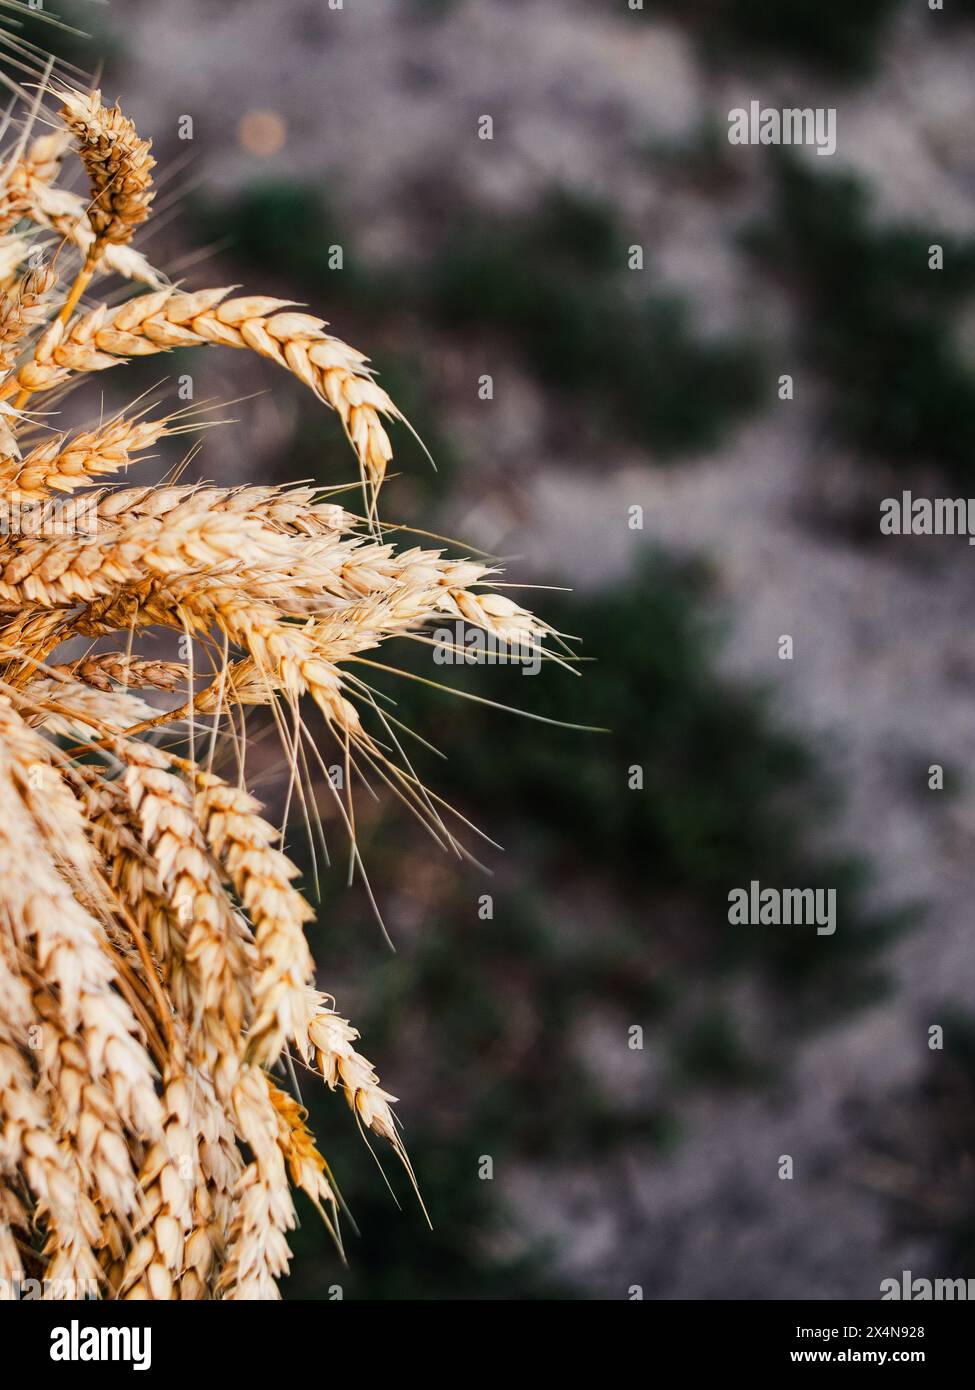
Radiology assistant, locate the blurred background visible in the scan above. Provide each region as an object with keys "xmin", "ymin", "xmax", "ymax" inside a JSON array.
[{"xmin": 18, "ymin": 0, "xmax": 975, "ymax": 1298}]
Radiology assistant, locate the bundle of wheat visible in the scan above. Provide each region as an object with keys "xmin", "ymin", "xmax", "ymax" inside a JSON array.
[{"xmin": 0, "ymin": 82, "xmax": 550, "ymax": 1299}]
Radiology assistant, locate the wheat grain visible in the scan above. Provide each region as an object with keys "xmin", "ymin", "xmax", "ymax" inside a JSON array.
[
  {"xmin": 0, "ymin": 1183, "xmax": 28, "ymax": 1288},
  {"xmin": 179, "ymin": 1063, "xmax": 242, "ymax": 1299},
  {"xmin": 57, "ymin": 652, "xmax": 187, "ymax": 693},
  {"xmin": 24, "ymin": 675, "xmax": 162, "ymax": 736},
  {"xmin": 0, "ymin": 130, "xmax": 70, "ymax": 236},
  {"xmin": 0, "ymin": 948, "xmax": 103, "ymax": 1288}
]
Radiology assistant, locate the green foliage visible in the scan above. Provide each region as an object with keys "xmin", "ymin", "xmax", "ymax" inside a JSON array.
[
  {"xmin": 430, "ymin": 190, "xmax": 766, "ymax": 457},
  {"xmin": 641, "ymin": 0, "xmax": 902, "ymax": 78},
  {"xmin": 194, "ymin": 183, "xmax": 377, "ymax": 308},
  {"xmin": 746, "ymin": 156, "xmax": 975, "ymax": 480},
  {"xmin": 674, "ymin": 1009, "xmax": 767, "ymax": 1086}
]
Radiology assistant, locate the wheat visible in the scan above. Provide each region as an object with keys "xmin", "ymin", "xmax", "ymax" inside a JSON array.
[
  {"xmin": 0, "ymin": 951, "xmax": 102, "ymax": 1288},
  {"xmin": 57, "ymin": 89, "xmax": 155, "ymax": 251},
  {"xmin": 1, "ymin": 127, "xmax": 162, "ymax": 289},
  {"xmin": 0, "ymin": 76, "xmax": 555, "ymax": 1300},
  {"xmin": 117, "ymin": 1068, "xmax": 191, "ymax": 1300},
  {"xmin": 0, "ymin": 265, "xmax": 57, "ymax": 373},
  {"xmin": 23, "ymin": 675, "xmax": 161, "ymax": 737},
  {"xmin": 3, "ymin": 288, "xmax": 401, "ymax": 492},
  {"xmin": 0, "ymin": 413, "xmax": 170, "ymax": 498},
  {"xmin": 265, "ymin": 1078, "xmax": 338, "ymax": 1225},
  {"xmin": 194, "ymin": 774, "xmax": 315, "ymax": 1066},
  {"xmin": 56, "ymin": 652, "xmax": 187, "ymax": 693},
  {"xmin": 179, "ymin": 1063, "xmax": 241, "ymax": 1299},
  {"xmin": 216, "ymin": 1066, "xmax": 297, "ymax": 1300},
  {"xmin": 294, "ymin": 991, "xmax": 408, "ymax": 1163},
  {"xmin": 120, "ymin": 742, "xmax": 253, "ymax": 1097},
  {"xmin": 0, "ymin": 131, "xmax": 69, "ymax": 236}
]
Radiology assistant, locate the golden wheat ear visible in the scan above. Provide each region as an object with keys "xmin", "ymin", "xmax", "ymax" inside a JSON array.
[
  {"xmin": 5, "ymin": 286, "xmax": 405, "ymax": 498},
  {"xmin": 56, "ymin": 86, "xmax": 155, "ymax": 249}
]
